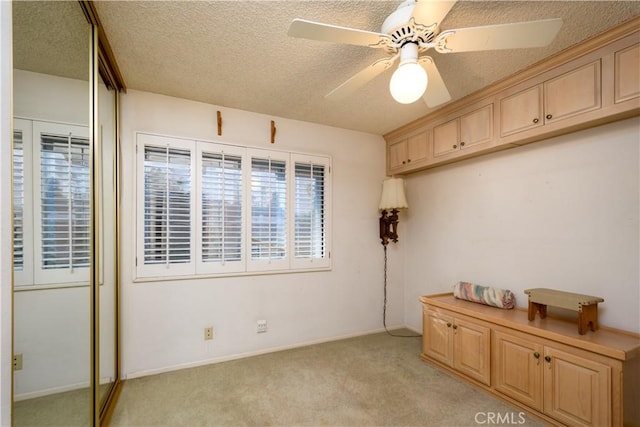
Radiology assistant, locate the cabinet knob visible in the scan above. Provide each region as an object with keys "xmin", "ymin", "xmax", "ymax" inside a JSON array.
[
  {"xmin": 452, "ymin": 324, "xmax": 458, "ymax": 330},
  {"xmin": 452, "ymin": 144, "xmax": 457, "ymax": 149},
  {"xmin": 402, "ymin": 160, "xmax": 406, "ymax": 164},
  {"xmin": 546, "ymin": 114, "xmax": 553, "ymax": 120},
  {"xmin": 533, "ymin": 352, "xmax": 540, "ymax": 359},
  {"xmin": 544, "ymin": 355, "xmax": 551, "ymax": 362},
  {"xmin": 532, "ymin": 118, "xmax": 539, "ymax": 124},
  {"xmin": 446, "ymin": 322, "xmax": 452, "ymax": 327},
  {"xmin": 407, "ymin": 159, "xmax": 411, "ymax": 163},
  {"xmin": 460, "ymin": 142, "xmax": 465, "ymax": 147}
]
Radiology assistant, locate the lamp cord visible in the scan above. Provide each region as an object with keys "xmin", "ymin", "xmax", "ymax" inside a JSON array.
[{"xmin": 383, "ymin": 244, "xmax": 421, "ymax": 338}]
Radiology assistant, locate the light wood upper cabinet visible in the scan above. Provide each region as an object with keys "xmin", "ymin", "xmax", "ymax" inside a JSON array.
[
  {"xmin": 423, "ymin": 308, "xmax": 491, "ymax": 386},
  {"xmin": 614, "ymin": 42, "xmax": 640, "ymax": 104},
  {"xmin": 433, "ymin": 104, "xmax": 493, "ymax": 158},
  {"xmin": 500, "ymin": 60, "xmax": 601, "ymax": 138},
  {"xmin": 384, "ymin": 18, "xmax": 639, "ymax": 175},
  {"xmin": 544, "ymin": 60, "xmax": 601, "ymax": 122},
  {"xmin": 387, "ymin": 130, "xmax": 429, "ymax": 174},
  {"xmin": 500, "ymin": 85, "xmax": 544, "ymax": 136}
]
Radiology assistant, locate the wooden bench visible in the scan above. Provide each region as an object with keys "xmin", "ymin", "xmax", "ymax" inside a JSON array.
[{"xmin": 524, "ymin": 288, "xmax": 604, "ymax": 335}]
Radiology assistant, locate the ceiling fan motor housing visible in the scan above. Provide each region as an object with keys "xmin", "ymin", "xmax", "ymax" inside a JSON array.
[{"xmin": 381, "ymin": 0, "xmax": 437, "ymax": 53}]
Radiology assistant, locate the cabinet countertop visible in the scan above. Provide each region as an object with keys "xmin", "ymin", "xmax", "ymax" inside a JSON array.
[{"xmin": 420, "ymin": 293, "xmax": 640, "ymax": 361}]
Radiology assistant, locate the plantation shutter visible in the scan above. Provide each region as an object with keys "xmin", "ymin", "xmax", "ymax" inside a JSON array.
[
  {"xmin": 143, "ymin": 145, "xmax": 193, "ymax": 268},
  {"xmin": 13, "ymin": 129, "xmax": 24, "ymax": 272},
  {"xmin": 40, "ymin": 133, "xmax": 91, "ymax": 271},
  {"xmin": 248, "ymin": 153, "xmax": 288, "ymax": 270},
  {"xmin": 294, "ymin": 162, "xmax": 326, "ymax": 258},
  {"xmin": 200, "ymin": 148, "xmax": 243, "ymax": 270},
  {"xmin": 291, "ymin": 155, "xmax": 331, "ymax": 269}
]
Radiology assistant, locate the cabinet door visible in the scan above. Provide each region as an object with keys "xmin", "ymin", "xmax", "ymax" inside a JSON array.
[
  {"xmin": 493, "ymin": 330, "xmax": 544, "ymax": 411},
  {"xmin": 388, "ymin": 139, "xmax": 408, "ymax": 172},
  {"xmin": 614, "ymin": 42, "xmax": 640, "ymax": 104},
  {"xmin": 423, "ymin": 310, "xmax": 453, "ymax": 367},
  {"xmin": 460, "ymin": 104, "xmax": 493, "ymax": 150},
  {"xmin": 433, "ymin": 119, "xmax": 459, "ymax": 158},
  {"xmin": 453, "ymin": 317, "xmax": 490, "ymax": 385},
  {"xmin": 406, "ymin": 131, "xmax": 429, "ymax": 166},
  {"xmin": 544, "ymin": 60, "xmax": 601, "ymax": 123},
  {"xmin": 500, "ymin": 85, "xmax": 543, "ymax": 137},
  {"xmin": 543, "ymin": 347, "xmax": 611, "ymax": 427}
]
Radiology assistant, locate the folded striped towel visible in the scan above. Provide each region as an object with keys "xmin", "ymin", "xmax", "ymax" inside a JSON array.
[{"xmin": 453, "ymin": 281, "xmax": 515, "ymax": 309}]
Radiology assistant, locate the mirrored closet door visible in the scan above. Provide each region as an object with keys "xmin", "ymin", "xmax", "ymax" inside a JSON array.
[{"xmin": 11, "ymin": 1, "xmax": 124, "ymax": 425}]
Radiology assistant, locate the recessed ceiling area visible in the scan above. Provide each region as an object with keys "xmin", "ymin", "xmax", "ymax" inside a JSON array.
[{"xmin": 90, "ymin": 1, "xmax": 639, "ymax": 135}]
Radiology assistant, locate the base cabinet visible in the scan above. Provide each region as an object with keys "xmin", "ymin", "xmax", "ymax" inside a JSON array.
[
  {"xmin": 420, "ymin": 294, "xmax": 640, "ymax": 427},
  {"xmin": 424, "ymin": 309, "xmax": 491, "ymax": 385},
  {"xmin": 494, "ymin": 328, "xmax": 611, "ymax": 426}
]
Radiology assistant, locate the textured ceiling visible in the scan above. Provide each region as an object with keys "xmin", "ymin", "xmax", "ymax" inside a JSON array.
[{"xmin": 16, "ymin": 1, "xmax": 640, "ymax": 135}]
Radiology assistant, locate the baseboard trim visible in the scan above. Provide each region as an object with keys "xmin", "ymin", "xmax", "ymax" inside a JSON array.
[{"xmin": 124, "ymin": 325, "xmax": 410, "ymax": 380}]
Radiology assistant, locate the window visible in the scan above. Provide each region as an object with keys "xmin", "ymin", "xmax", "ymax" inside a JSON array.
[
  {"xmin": 291, "ymin": 154, "xmax": 330, "ymax": 269},
  {"xmin": 197, "ymin": 144, "xmax": 245, "ymax": 274},
  {"xmin": 248, "ymin": 151, "xmax": 289, "ymax": 272},
  {"xmin": 13, "ymin": 119, "xmax": 91, "ymax": 287},
  {"xmin": 136, "ymin": 134, "xmax": 331, "ymax": 279},
  {"xmin": 136, "ymin": 134, "xmax": 195, "ymax": 278}
]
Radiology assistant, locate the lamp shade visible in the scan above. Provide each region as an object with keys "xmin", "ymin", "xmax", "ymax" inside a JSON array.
[{"xmin": 379, "ymin": 177, "xmax": 408, "ymax": 210}]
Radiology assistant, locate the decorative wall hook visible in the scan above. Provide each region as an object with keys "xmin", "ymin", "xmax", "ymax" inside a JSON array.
[
  {"xmin": 217, "ymin": 110, "xmax": 222, "ymax": 136},
  {"xmin": 270, "ymin": 120, "xmax": 276, "ymax": 144}
]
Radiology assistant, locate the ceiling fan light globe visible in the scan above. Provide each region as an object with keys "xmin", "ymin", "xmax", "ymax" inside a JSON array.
[{"xmin": 389, "ymin": 62, "xmax": 428, "ymax": 104}]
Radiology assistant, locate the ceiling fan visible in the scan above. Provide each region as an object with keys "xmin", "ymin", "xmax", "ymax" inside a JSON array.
[{"xmin": 288, "ymin": 0, "xmax": 563, "ymax": 106}]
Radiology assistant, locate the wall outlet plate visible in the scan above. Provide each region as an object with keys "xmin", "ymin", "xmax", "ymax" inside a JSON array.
[
  {"xmin": 13, "ymin": 354, "xmax": 23, "ymax": 371},
  {"xmin": 257, "ymin": 320, "xmax": 267, "ymax": 333},
  {"xmin": 204, "ymin": 327, "xmax": 213, "ymax": 340}
]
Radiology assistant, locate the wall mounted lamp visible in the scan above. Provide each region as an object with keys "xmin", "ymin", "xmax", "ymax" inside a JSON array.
[{"xmin": 379, "ymin": 177, "xmax": 408, "ymax": 246}]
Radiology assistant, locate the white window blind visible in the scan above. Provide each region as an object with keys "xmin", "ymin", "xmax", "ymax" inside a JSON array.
[
  {"xmin": 291, "ymin": 155, "xmax": 330, "ymax": 269},
  {"xmin": 13, "ymin": 129, "xmax": 24, "ymax": 272},
  {"xmin": 198, "ymin": 146, "xmax": 244, "ymax": 273},
  {"xmin": 143, "ymin": 145, "xmax": 192, "ymax": 265},
  {"xmin": 137, "ymin": 134, "xmax": 196, "ymax": 278},
  {"xmin": 39, "ymin": 133, "xmax": 91, "ymax": 271},
  {"xmin": 249, "ymin": 156, "xmax": 287, "ymax": 263},
  {"xmin": 294, "ymin": 163, "xmax": 325, "ymax": 257}
]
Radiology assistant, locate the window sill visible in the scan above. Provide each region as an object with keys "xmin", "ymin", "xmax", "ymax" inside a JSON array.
[{"xmin": 133, "ymin": 265, "xmax": 332, "ymax": 283}]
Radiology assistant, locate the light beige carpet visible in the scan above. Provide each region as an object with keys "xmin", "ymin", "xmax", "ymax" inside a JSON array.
[{"xmin": 108, "ymin": 330, "xmax": 542, "ymax": 427}]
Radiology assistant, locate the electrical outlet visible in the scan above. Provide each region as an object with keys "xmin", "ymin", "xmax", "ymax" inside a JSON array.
[
  {"xmin": 204, "ymin": 327, "xmax": 213, "ymax": 340},
  {"xmin": 257, "ymin": 320, "xmax": 267, "ymax": 333},
  {"xmin": 13, "ymin": 354, "xmax": 23, "ymax": 371}
]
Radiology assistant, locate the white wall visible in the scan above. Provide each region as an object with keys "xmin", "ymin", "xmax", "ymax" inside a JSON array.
[
  {"xmin": 119, "ymin": 90, "xmax": 397, "ymax": 378},
  {"xmin": 0, "ymin": 1, "xmax": 14, "ymax": 423},
  {"xmin": 403, "ymin": 117, "xmax": 640, "ymax": 333}
]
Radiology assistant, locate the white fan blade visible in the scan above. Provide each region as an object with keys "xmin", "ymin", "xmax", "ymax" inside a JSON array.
[
  {"xmin": 418, "ymin": 56, "xmax": 451, "ymax": 107},
  {"xmin": 412, "ymin": 0, "xmax": 457, "ymax": 27},
  {"xmin": 436, "ymin": 18, "xmax": 563, "ymax": 53},
  {"xmin": 326, "ymin": 56, "xmax": 399, "ymax": 100},
  {"xmin": 288, "ymin": 19, "xmax": 387, "ymax": 48}
]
